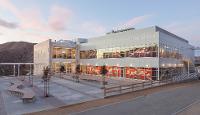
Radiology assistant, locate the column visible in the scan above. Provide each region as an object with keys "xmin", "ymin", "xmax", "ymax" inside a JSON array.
[
  {"xmin": 158, "ymin": 43, "xmax": 160, "ymax": 81},
  {"xmin": 123, "ymin": 67, "xmax": 126, "ymax": 78},
  {"xmin": 30, "ymin": 64, "xmax": 32, "ymax": 75},
  {"xmin": 13, "ymin": 64, "xmax": 16, "ymax": 76},
  {"xmin": 18, "ymin": 64, "xmax": 20, "ymax": 77},
  {"xmin": 188, "ymin": 60, "xmax": 190, "ymax": 77}
]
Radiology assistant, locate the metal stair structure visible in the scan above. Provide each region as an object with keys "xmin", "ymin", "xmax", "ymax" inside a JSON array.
[{"xmin": 173, "ymin": 67, "xmax": 198, "ymax": 82}]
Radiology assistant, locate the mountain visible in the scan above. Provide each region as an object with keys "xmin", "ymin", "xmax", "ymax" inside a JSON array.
[
  {"xmin": 0, "ymin": 42, "xmax": 36, "ymax": 63},
  {"xmin": 0, "ymin": 42, "xmax": 36, "ymax": 76}
]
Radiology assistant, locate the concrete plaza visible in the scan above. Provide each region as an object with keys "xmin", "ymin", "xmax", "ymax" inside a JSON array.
[{"xmin": 0, "ymin": 76, "xmax": 103, "ymax": 115}]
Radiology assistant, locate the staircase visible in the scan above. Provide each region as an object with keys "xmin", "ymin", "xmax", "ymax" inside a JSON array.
[{"xmin": 173, "ymin": 72, "xmax": 198, "ymax": 82}]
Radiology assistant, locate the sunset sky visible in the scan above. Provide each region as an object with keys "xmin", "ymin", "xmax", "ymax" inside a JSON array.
[{"xmin": 0, "ymin": 0, "xmax": 199, "ymax": 47}]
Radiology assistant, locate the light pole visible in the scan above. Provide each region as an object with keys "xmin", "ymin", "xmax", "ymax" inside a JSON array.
[
  {"xmin": 18, "ymin": 64, "xmax": 20, "ymax": 77},
  {"xmin": 29, "ymin": 64, "xmax": 33, "ymax": 87},
  {"xmin": 13, "ymin": 64, "xmax": 15, "ymax": 76},
  {"xmin": 145, "ymin": 65, "xmax": 149, "ymax": 80},
  {"xmin": 187, "ymin": 60, "xmax": 190, "ymax": 77}
]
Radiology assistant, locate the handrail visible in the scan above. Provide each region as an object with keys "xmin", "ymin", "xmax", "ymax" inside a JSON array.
[{"xmin": 104, "ymin": 78, "xmax": 174, "ymax": 97}]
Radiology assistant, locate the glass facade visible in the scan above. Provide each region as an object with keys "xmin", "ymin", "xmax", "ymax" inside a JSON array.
[
  {"xmin": 50, "ymin": 42, "xmax": 189, "ymax": 81},
  {"xmin": 159, "ymin": 67, "xmax": 183, "ymax": 80},
  {"xmin": 159, "ymin": 43, "xmax": 182, "ymax": 59},
  {"xmin": 80, "ymin": 65, "xmax": 158, "ymax": 80},
  {"xmin": 159, "ymin": 43, "xmax": 186, "ymax": 80},
  {"xmin": 80, "ymin": 50, "xmax": 97, "ymax": 59},
  {"xmin": 52, "ymin": 47, "xmax": 76, "ymax": 59},
  {"xmin": 126, "ymin": 67, "xmax": 157, "ymax": 80},
  {"xmin": 52, "ymin": 62, "xmax": 74, "ymax": 73},
  {"xmin": 80, "ymin": 45, "xmax": 158, "ymax": 59},
  {"xmin": 52, "ymin": 62, "xmax": 61, "ymax": 72}
]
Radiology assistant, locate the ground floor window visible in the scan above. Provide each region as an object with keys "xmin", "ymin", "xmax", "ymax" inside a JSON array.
[
  {"xmin": 126, "ymin": 67, "xmax": 157, "ymax": 80},
  {"xmin": 52, "ymin": 63, "xmax": 60, "ymax": 72},
  {"xmin": 65, "ymin": 63, "xmax": 72, "ymax": 73},
  {"xmin": 80, "ymin": 65, "xmax": 158, "ymax": 80},
  {"xmin": 52, "ymin": 62, "xmax": 75, "ymax": 73},
  {"xmin": 159, "ymin": 67, "xmax": 183, "ymax": 80}
]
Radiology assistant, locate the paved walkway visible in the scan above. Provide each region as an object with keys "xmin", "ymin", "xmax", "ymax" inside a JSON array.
[
  {"xmin": 26, "ymin": 80, "xmax": 200, "ymax": 115},
  {"xmin": 0, "ymin": 91, "xmax": 7, "ymax": 115},
  {"xmin": 176, "ymin": 100, "xmax": 200, "ymax": 115},
  {"xmin": 72, "ymin": 81, "xmax": 200, "ymax": 115}
]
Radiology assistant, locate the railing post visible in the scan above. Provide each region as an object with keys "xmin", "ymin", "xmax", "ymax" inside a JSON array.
[
  {"xmin": 119, "ymin": 85, "xmax": 122, "ymax": 94},
  {"xmin": 132, "ymin": 84, "xmax": 134, "ymax": 92},
  {"xmin": 142, "ymin": 82, "xmax": 144, "ymax": 88},
  {"xmin": 104, "ymin": 88, "xmax": 106, "ymax": 97},
  {"xmin": 151, "ymin": 80, "xmax": 153, "ymax": 87},
  {"xmin": 18, "ymin": 64, "xmax": 20, "ymax": 77},
  {"xmin": 13, "ymin": 64, "xmax": 16, "ymax": 76}
]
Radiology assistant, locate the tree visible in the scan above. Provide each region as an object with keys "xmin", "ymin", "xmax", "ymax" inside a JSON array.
[
  {"xmin": 75, "ymin": 64, "xmax": 80, "ymax": 82},
  {"xmin": 59, "ymin": 65, "xmax": 65, "ymax": 78},
  {"xmin": 100, "ymin": 65, "xmax": 108, "ymax": 88},
  {"xmin": 42, "ymin": 66, "xmax": 51, "ymax": 97},
  {"xmin": 76, "ymin": 64, "xmax": 80, "ymax": 73}
]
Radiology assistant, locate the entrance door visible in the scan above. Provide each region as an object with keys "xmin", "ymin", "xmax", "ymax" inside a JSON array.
[
  {"xmin": 66, "ymin": 63, "xmax": 71, "ymax": 73},
  {"xmin": 121, "ymin": 67, "xmax": 124, "ymax": 77}
]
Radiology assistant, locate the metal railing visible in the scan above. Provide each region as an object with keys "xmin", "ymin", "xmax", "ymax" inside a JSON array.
[
  {"xmin": 53, "ymin": 71, "xmax": 199, "ymax": 98},
  {"xmin": 104, "ymin": 73, "xmax": 199, "ymax": 97},
  {"xmin": 103, "ymin": 78, "xmax": 174, "ymax": 97}
]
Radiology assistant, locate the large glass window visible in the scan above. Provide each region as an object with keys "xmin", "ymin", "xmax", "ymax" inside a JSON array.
[
  {"xmin": 126, "ymin": 67, "xmax": 157, "ymax": 80},
  {"xmin": 52, "ymin": 62, "xmax": 60, "ymax": 72},
  {"xmin": 52, "ymin": 47, "xmax": 76, "ymax": 59},
  {"xmin": 101, "ymin": 45, "xmax": 158, "ymax": 59},
  {"xmin": 52, "ymin": 47, "xmax": 62, "ymax": 58},
  {"xmin": 80, "ymin": 50, "xmax": 97, "ymax": 59},
  {"xmin": 79, "ymin": 45, "xmax": 158, "ymax": 59},
  {"xmin": 65, "ymin": 63, "xmax": 72, "ymax": 73},
  {"xmin": 160, "ymin": 67, "xmax": 183, "ymax": 80},
  {"xmin": 159, "ymin": 43, "xmax": 182, "ymax": 59},
  {"xmin": 79, "ymin": 65, "xmax": 158, "ymax": 80}
]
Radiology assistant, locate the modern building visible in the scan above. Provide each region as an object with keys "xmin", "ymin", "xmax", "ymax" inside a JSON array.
[{"xmin": 34, "ymin": 26, "xmax": 195, "ymax": 80}]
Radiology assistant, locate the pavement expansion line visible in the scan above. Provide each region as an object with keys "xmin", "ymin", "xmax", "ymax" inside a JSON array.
[
  {"xmin": 69, "ymin": 96, "xmax": 145, "ymax": 115},
  {"xmin": 0, "ymin": 91, "xmax": 7, "ymax": 115},
  {"xmin": 51, "ymin": 80, "xmax": 101, "ymax": 99},
  {"xmin": 172, "ymin": 99, "xmax": 200, "ymax": 115}
]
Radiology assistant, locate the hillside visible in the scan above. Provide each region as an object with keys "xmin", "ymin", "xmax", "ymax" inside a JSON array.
[
  {"xmin": 0, "ymin": 42, "xmax": 35, "ymax": 63},
  {"xmin": 0, "ymin": 42, "xmax": 36, "ymax": 76}
]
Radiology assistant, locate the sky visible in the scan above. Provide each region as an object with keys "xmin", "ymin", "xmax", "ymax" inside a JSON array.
[{"xmin": 0, "ymin": 0, "xmax": 199, "ymax": 48}]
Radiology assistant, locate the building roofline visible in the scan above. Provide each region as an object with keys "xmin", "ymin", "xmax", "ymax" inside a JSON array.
[
  {"xmin": 155, "ymin": 26, "xmax": 189, "ymax": 43},
  {"xmin": 87, "ymin": 26, "xmax": 189, "ymax": 44}
]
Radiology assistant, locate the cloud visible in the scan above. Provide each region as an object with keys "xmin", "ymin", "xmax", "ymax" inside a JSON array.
[
  {"xmin": 74, "ymin": 21, "xmax": 107, "ymax": 37},
  {"xmin": 0, "ymin": 0, "xmax": 106, "ymax": 42},
  {"xmin": 19, "ymin": 9, "xmax": 44, "ymax": 30},
  {"xmin": 0, "ymin": 0, "xmax": 21, "ymax": 19},
  {"xmin": 0, "ymin": 0, "xmax": 46, "ymax": 31},
  {"xmin": 164, "ymin": 21, "xmax": 200, "ymax": 47},
  {"xmin": 0, "ymin": 0, "xmax": 74, "ymax": 42},
  {"xmin": 48, "ymin": 5, "xmax": 72, "ymax": 31},
  {"xmin": 115, "ymin": 15, "xmax": 152, "ymax": 30},
  {"xmin": 0, "ymin": 18, "xmax": 17, "ymax": 29}
]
